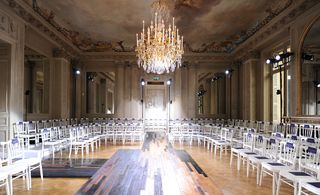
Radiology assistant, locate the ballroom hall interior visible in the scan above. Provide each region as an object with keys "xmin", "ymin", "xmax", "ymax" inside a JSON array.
[{"xmin": 0, "ymin": 0, "xmax": 320, "ymax": 195}]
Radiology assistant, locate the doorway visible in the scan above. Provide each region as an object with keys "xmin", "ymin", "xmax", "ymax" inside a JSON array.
[{"xmin": 144, "ymin": 83, "xmax": 167, "ymax": 119}]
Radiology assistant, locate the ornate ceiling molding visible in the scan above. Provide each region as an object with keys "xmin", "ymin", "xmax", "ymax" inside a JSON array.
[
  {"xmin": 4, "ymin": 0, "xmax": 79, "ymax": 56},
  {"xmin": 0, "ymin": 8, "xmax": 18, "ymax": 40},
  {"xmin": 234, "ymin": 0, "xmax": 320, "ymax": 60},
  {"xmin": 240, "ymin": 50, "xmax": 261, "ymax": 63},
  {"xmin": 6, "ymin": 0, "xmax": 295, "ymax": 54}
]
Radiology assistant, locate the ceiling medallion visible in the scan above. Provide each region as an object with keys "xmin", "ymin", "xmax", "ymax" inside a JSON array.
[{"xmin": 136, "ymin": 0, "xmax": 184, "ymax": 74}]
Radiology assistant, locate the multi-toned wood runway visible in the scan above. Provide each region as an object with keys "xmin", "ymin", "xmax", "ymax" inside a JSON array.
[{"xmin": 76, "ymin": 133, "xmax": 221, "ymax": 195}]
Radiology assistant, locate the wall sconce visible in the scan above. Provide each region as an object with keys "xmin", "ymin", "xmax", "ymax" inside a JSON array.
[
  {"xmin": 167, "ymin": 79, "xmax": 172, "ymax": 104},
  {"xmin": 266, "ymin": 52, "xmax": 294, "ymax": 65},
  {"xmin": 166, "ymin": 79, "xmax": 172, "ymax": 86},
  {"xmin": 140, "ymin": 79, "xmax": 145, "ymax": 103},
  {"xmin": 211, "ymin": 76, "xmax": 222, "ymax": 82},
  {"xmin": 302, "ymin": 53, "xmax": 314, "ymax": 61},
  {"xmin": 141, "ymin": 79, "xmax": 145, "ymax": 86},
  {"xmin": 266, "ymin": 58, "xmax": 277, "ymax": 64},
  {"xmin": 313, "ymin": 81, "xmax": 320, "ymax": 88},
  {"xmin": 72, "ymin": 67, "xmax": 81, "ymax": 75},
  {"xmin": 87, "ymin": 73, "xmax": 97, "ymax": 82},
  {"xmin": 225, "ymin": 69, "xmax": 234, "ymax": 75},
  {"xmin": 197, "ymin": 90, "xmax": 207, "ymax": 97}
]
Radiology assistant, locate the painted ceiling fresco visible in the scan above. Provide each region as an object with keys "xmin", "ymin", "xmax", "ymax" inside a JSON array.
[{"xmin": 23, "ymin": 0, "xmax": 293, "ymax": 53}]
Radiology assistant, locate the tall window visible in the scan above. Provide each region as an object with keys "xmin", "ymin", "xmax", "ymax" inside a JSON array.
[{"xmin": 272, "ymin": 47, "xmax": 291, "ymax": 122}]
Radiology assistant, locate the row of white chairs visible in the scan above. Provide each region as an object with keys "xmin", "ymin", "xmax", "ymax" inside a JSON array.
[
  {"xmin": 0, "ymin": 138, "xmax": 43, "ymax": 195},
  {"xmin": 169, "ymin": 122, "xmax": 320, "ymax": 195}
]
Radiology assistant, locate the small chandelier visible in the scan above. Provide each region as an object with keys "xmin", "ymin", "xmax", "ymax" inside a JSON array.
[{"xmin": 136, "ymin": 0, "xmax": 184, "ymax": 74}]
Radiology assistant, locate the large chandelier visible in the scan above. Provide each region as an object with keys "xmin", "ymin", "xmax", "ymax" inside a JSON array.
[{"xmin": 136, "ymin": 0, "xmax": 184, "ymax": 74}]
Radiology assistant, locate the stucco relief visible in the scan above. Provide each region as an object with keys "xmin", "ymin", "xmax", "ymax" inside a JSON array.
[
  {"xmin": 0, "ymin": 10, "xmax": 17, "ymax": 39},
  {"xmin": 18, "ymin": 0, "xmax": 293, "ymax": 53}
]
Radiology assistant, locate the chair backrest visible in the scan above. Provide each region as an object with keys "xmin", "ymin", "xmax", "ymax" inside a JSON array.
[
  {"xmin": 13, "ymin": 122, "xmax": 25, "ymax": 136},
  {"xmin": 243, "ymin": 132, "xmax": 254, "ymax": 151},
  {"xmin": 221, "ymin": 128, "xmax": 233, "ymax": 142},
  {"xmin": 300, "ymin": 124, "xmax": 313, "ymax": 138},
  {"xmin": 41, "ymin": 128, "xmax": 51, "ymax": 142},
  {"xmin": 279, "ymin": 141, "xmax": 299, "ymax": 168},
  {"xmin": 286, "ymin": 124, "xmax": 298, "ymax": 137},
  {"xmin": 272, "ymin": 132, "xmax": 284, "ymax": 139},
  {"xmin": 299, "ymin": 143, "xmax": 320, "ymax": 179},
  {"xmin": 265, "ymin": 138, "xmax": 280, "ymax": 160},
  {"xmin": 0, "ymin": 141, "xmax": 10, "ymax": 167},
  {"xmin": 8, "ymin": 138, "xmax": 24, "ymax": 163},
  {"xmin": 253, "ymin": 134, "xmax": 266, "ymax": 155}
]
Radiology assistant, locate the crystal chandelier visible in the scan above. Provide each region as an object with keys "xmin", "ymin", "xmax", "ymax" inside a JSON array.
[{"xmin": 136, "ymin": 0, "xmax": 184, "ymax": 74}]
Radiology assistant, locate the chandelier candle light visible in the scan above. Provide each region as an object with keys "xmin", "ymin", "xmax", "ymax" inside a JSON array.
[{"xmin": 136, "ymin": 2, "xmax": 184, "ymax": 74}]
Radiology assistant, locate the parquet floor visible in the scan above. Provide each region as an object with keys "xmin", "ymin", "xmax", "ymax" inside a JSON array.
[
  {"xmin": 0, "ymin": 134, "xmax": 294, "ymax": 195},
  {"xmin": 77, "ymin": 132, "xmax": 220, "ymax": 195}
]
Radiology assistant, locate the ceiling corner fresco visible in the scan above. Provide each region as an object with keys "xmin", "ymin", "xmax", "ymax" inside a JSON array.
[{"xmin": 22, "ymin": 0, "xmax": 293, "ymax": 53}]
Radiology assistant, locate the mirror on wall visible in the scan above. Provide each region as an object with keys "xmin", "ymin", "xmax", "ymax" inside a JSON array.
[
  {"xmin": 301, "ymin": 17, "xmax": 320, "ymax": 115},
  {"xmin": 86, "ymin": 72, "xmax": 115, "ymax": 114},
  {"xmin": 197, "ymin": 72, "xmax": 226, "ymax": 116},
  {"xmin": 24, "ymin": 47, "xmax": 50, "ymax": 115}
]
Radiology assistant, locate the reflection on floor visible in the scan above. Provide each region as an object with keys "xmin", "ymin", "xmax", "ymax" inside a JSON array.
[
  {"xmin": 76, "ymin": 132, "xmax": 219, "ymax": 195},
  {"xmin": 32, "ymin": 158, "xmax": 107, "ymax": 178}
]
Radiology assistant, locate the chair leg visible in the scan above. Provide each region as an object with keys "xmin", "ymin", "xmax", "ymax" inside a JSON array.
[
  {"xmin": 214, "ymin": 144, "xmax": 217, "ymax": 157},
  {"xmin": 256, "ymin": 165, "xmax": 260, "ymax": 185},
  {"xmin": 28, "ymin": 167, "xmax": 32, "ymax": 189},
  {"xmin": 298, "ymin": 182, "xmax": 302, "ymax": 195},
  {"xmin": 39, "ymin": 162, "xmax": 44, "ymax": 181},
  {"xmin": 276, "ymin": 175, "xmax": 281, "ymax": 195},
  {"xmin": 237, "ymin": 154, "xmax": 241, "ymax": 171},
  {"xmin": 81, "ymin": 146, "xmax": 84, "ymax": 158},
  {"xmin": 69, "ymin": 146, "xmax": 72, "ymax": 158},
  {"xmin": 293, "ymin": 181, "xmax": 298, "ymax": 195},
  {"xmin": 52, "ymin": 147, "xmax": 55, "ymax": 159},
  {"xmin": 9, "ymin": 175, "xmax": 13, "ymax": 195},
  {"xmin": 5, "ymin": 176, "xmax": 10, "ymax": 195},
  {"xmin": 246, "ymin": 160, "xmax": 250, "ymax": 177},
  {"xmin": 259, "ymin": 167, "xmax": 263, "ymax": 186}
]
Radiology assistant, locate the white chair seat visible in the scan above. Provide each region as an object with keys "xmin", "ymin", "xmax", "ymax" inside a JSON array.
[
  {"xmin": 0, "ymin": 168, "xmax": 10, "ymax": 180},
  {"xmin": 1, "ymin": 163, "xmax": 29, "ymax": 174},
  {"xmin": 279, "ymin": 170, "xmax": 316, "ymax": 183},
  {"xmin": 240, "ymin": 151, "xmax": 257, "ymax": 158},
  {"xmin": 299, "ymin": 181, "xmax": 320, "ymax": 194},
  {"xmin": 248, "ymin": 156, "xmax": 272, "ymax": 163},
  {"xmin": 17, "ymin": 158, "xmax": 40, "ymax": 166},
  {"xmin": 278, "ymin": 170, "xmax": 316, "ymax": 195},
  {"xmin": 261, "ymin": 162, "xmax": 290, "ymax": 172}
]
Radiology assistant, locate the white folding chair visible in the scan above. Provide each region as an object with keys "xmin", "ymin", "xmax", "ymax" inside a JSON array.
[
  {"xmin": 68, "ymin": 128, "xmax": 89, "ymax": 158},
  {"xmin": 277, "ymin": 143, "xmax": 319, "ymax": 195},
  {"xmin": 260, "ymin": 141, "xmax": 298, "ymax": 195}
]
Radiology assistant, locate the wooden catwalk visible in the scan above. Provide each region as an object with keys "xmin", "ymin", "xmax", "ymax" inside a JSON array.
[{"xmin": 76, "ymin": 132, "xmax": 222, "ymax": 195}]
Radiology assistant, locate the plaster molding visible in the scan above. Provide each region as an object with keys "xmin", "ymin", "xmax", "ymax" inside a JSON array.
[
  {"xmin": 4, "ymin": 0, "xmax": 80, "ymax": 55},
  {"xmin": 0, "ymin": 8, "xmax": 18, "ymax": 40},
  {"xmin": 240, "ymin": 50, "xmax": 261, "ymax": 63},
  {"xmin": 52, "ymin": 48, "xmax": 72, "ymax": 60},
  {"xmin": 4, "ymin": 0, "xmax": 296, "ymax": 55},
  {"xmin": 233, "ymin": 0, "xmax": 320, "ymax": 59}
]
